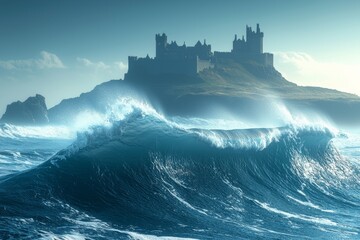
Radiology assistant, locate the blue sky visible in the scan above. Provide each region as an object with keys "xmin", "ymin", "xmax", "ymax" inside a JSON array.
[{"xmin": 1, "ymin": 0, "xmax": 360, "ymax": 114}]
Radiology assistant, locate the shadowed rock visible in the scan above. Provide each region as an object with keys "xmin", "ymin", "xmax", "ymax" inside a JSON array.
[{"xmin": 1, "ymin": 94, "xmax": 49, "ymax": 125}]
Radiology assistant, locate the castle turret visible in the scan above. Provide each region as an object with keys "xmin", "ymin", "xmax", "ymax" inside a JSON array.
[
  {"xmin": 128, "ymin": 56, "xmax": 138, "ymax": 72},
  {"xmin": 232, "ymin": 32, "xmax": 247, "ymax": 54},
  {"xmin": 156, "ymin": 33, "xmax": 167, "ymax": 59},
  {"xmin": 225, "ymin": 24, "xmax": 272, "ymax": 67},
  {"xmin": 246, "ymin": 23, "xmax": 263, "ymax": 54}
]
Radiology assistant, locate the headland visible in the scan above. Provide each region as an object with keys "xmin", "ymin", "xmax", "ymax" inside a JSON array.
[{"xmin": 2, "ymin": 24, "xmax": 360, "ymax": 126}]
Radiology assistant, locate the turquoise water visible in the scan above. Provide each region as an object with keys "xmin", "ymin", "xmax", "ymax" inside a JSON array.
[{"xmin": 0, "ymin": 105, "xmax": 359, "ymax": 239}]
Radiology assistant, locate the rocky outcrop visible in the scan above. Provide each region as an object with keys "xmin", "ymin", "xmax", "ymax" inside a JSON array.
[{"xmin": 1, "ymin": 94, "xmax": 49, "ymax": 125}]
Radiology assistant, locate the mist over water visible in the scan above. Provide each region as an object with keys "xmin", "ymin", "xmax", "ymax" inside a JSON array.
[{"xmin": 0, "ymin": 97, "xmax": 359, "ymax": 239}]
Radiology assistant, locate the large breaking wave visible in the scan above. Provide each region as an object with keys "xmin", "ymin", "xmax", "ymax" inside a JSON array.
[{"xmin": 0, "ymin": 99, "xmax": 359, "ymax": 239}]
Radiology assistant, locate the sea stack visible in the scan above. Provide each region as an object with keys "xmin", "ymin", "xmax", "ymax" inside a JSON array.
[{"xmin": 0, "ymin": 94, "xmax": 49, "ymax": 125}]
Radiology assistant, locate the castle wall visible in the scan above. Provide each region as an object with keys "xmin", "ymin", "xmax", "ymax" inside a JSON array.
[
  {"xmin": 155, "ymin": 57, "xmax": 198, "ymax": 75},
  {"xmin": 127, "ymin": 55, "xmax": 213, "ymax": 78},
  {"xmin": 128, "ymin": 56, "xmax": 155, "ymax": 75},
  {"xmin": 262, "ymin": 53, "xmax": 273, "ymax": 67},
  {"xmin": 214, "ymin": 51, "xmax": 232, "ymax": 59},
  {"xmin": 128, "ymin": 56, "xmax": 203, "ymax": 77},
  {"xmin": 234, "ymin": 53, "xmax": 273, "ymax": 67},
  {"xmin": 213, "ymin": 51, "xmax": 273, "ymax": 67}
]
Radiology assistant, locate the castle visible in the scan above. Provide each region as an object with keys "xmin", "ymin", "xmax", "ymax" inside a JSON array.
[
  {"xmin": 214, "ymin": 24, "xmax": 273, "ymax": 66},
  {"xmin": 126, "ymin": 24, "xmax": 273, "ymax": 77}
]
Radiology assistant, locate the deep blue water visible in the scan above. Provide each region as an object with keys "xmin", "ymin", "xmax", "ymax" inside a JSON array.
[{"xmin": 0, "ymin": 101, "xmax": 359, "ymax": 239}]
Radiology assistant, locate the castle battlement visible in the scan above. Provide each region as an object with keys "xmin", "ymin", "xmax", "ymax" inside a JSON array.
[
  {"xmin": 126, "ymin": 24, "xmax": 273, "ymax": 78},
  {"xmin": 155, "ymin": 33, "xmax": 212, "ymax": 61},
  {"xmin": 215, "ymin": 23, "xmax": 273, "ymax": 66}
]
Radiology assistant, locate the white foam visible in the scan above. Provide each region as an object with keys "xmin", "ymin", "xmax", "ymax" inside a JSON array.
[
  {"xmin": 292, "ymin": 150, "xmax": 356, "ymax": 189},
  {"xmin": 287, "ymin": 195, "xmax": 335, "ymax": 213},
  {"xmin": 162, "ymin": 179, "xmax": 208, "ymax": 216},
  {"xmin": 126, "ymin": 231, "xmax": 198, "ymax": 240},
  {"xmin": 49, "ymin": 96, "xmax": 340, "ymax": 155},
  {"xmin": 254, "ymin": 200, "xmax": 337, "ymax": 226},
  {"xmin": 172, "ymin": 117, "xmax": 253, "ymax": 130},
  {"xmin": 38, "ymin": 232, "xmax": 87, "ymax": 240},
  {"xmin": 61, "ymin": 209, "xmax": 198, "ymax": 240},
  {"xmin": 151, "ymin": 153, "xmax": 195, "ymax": 191},
  {"xmin": 193, "ymin": 128, "xmax": 282, "ymax": 150},
  {"xmin": 0, "ymin": 124, "xmax": 74, "ymax": 139}
]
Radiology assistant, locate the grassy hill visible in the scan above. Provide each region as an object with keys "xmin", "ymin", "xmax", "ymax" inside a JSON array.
[
  {"xmin": 148, "ymin": 60, "xmax": 358, "ymax": 101},
  {"xmin": 46, "ymin": 59, "xmax": 360, "ymax": 126}
]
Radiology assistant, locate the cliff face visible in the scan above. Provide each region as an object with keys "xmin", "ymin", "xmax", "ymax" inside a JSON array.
[{"xmin": 1, "ymin": 94, "xmax": 49, "ymax": 125}]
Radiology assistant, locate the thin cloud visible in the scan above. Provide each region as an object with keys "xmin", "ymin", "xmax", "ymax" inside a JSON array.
[
  {"xmin": 77, "ymin": 57, "xmax": 110, "ymax": 70},
  {"xmin": 0, "ymin": 51, "xmax": 65, "ymax": 70},
  {"xmin": 77, "ymin": 57, "xmax": 128, "ymax": 73},
  {"xmin": 275, "ymin": 51, "xmax": 360, "ymax": 95},
  {"xmin": 38, "ymin": 51, "xmax": 65, "ymax": 69},
  {"xmin": 76, "ymin": 57, "xmax": 128, "ymax": 80},
  {"xmin": 114, "ymin": 61, "xmax": 128, "ymax": 71}
]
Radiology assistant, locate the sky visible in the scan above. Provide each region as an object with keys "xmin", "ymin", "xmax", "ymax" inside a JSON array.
[{"xmin": 1, "ymin": 0, "xmax": 360, "ymax": 115}]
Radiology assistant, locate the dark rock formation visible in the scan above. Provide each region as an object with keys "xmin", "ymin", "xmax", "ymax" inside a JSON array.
[{"xmin": 1, "ymin": 94, "xmax": 49, "ymax": 125}]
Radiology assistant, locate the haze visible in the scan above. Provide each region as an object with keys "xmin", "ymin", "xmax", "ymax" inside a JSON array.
[{"xmin": 1, "ymin": 0, "xmax": 360, "ymax": 114}]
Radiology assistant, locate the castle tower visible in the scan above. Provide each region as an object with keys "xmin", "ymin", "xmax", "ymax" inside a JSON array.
[
  {"xmin": 246, "ymin": 24, "xmax": 264, "ymax": 54},
  {"xmin": 156, "ymin": 33, "xmax": 167, "ymax": 59},
  {"xmin": 232, "ymin": 34, "xmax": 246, "ymax": 54}
]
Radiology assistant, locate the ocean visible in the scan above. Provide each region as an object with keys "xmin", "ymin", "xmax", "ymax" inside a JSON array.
[{"xmin": 0, "ymin": 98, "xmax": 359, "ymax": 239}]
